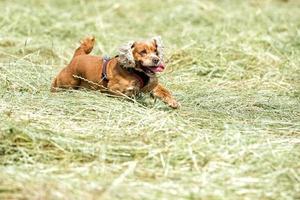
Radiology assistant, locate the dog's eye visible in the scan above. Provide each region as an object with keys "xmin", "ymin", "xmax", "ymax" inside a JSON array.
[{"xmin": 140, "ymin": 50, "xmax": 147, "ymax": 55}]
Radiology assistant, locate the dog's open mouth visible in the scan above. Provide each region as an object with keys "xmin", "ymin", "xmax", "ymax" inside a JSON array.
[{"xmin": 141, "ymin": 63, "xmax": 165, "ymax": 74}]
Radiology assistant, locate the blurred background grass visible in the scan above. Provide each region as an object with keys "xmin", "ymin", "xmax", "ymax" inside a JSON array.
[{"xmin": 0, "ymin": 0, "xmax": 300, "ymax": 199}]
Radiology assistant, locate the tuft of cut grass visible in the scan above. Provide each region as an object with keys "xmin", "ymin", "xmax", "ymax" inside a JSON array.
[{"xmin": 0, "ymin": 0, "xmax": 300, "ymax": 199}]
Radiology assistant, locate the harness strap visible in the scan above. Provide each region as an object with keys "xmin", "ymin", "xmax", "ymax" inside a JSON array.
[{"xmin": 101, "ymin": 56, "xmax": 110, "ymax": 83}]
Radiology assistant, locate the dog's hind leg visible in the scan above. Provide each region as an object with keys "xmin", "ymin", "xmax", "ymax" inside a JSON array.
[
  {"xmin": 72, "ymin": 36, "xmax": 95, "ymax": 58},
  {"xmin": 50, "ymin": 36, "xmax": 95, "ymax": 92},
  {"xmin": 50, "ymin": 69, "xmax": 81, "ymax": 92}
]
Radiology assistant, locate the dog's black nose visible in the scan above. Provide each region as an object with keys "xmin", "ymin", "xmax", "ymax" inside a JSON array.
[{"xmin": 152, "ymin": 57, "xmax": 159, "ymax": 64}]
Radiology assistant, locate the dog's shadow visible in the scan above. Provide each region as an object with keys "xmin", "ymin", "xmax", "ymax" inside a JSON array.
[
  {"xmin": 134, "ymin": 93, "xmax": 172, "ymax": 111},
  {"xmin": 52, "ymin": 89, "xmax": 172, "ymax": 111}
]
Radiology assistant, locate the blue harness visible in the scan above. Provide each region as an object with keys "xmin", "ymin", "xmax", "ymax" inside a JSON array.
[{"xmin": 101, "ymin": 56, "xmax": 110, "ymax": 83}]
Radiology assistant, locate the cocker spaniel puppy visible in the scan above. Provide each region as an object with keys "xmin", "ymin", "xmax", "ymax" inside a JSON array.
[{"xmin": 51, "ymin": 36, "xmax": 179, "ymax": 108}]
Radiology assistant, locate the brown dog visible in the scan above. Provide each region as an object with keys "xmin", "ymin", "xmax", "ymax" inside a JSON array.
[{"xmin": 51, "ymin": 36, "xmax": 179, "ymax": 108}]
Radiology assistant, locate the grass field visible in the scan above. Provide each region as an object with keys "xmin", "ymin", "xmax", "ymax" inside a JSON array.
[{"xmin": 0, "ymin": 0, "xmax": 300, "ymax": 199}]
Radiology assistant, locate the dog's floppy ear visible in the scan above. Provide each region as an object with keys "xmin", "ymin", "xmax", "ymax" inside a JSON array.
[
  {"xmin": 117, "ymin": 41, "xmax": 136, "ymax": 68},
  {"xmin": 152, "ymin": 36, "xmax": 164, "ymax": 61}
]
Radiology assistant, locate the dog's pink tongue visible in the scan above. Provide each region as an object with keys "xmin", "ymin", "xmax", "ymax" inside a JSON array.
[{"xmin": 152, "ymin": 63, "xmax": 165, "ymax": 72}]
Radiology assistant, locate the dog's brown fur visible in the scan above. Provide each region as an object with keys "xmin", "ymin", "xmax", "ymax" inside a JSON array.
[{"xmin": 51, "ymin": 36, "xmax": 179, "ymax": 108}]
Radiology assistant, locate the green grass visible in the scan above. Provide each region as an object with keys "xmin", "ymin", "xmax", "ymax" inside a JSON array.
[{"xmin": 1, "ymin": 0, "xmax": 300, "ymax": 199}]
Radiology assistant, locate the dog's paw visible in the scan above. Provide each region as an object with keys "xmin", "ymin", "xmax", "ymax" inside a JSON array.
[
  {"xmin": 168, "ymin": 99, "xmax": 180, "ymax": 109},
  {"xmin": 80, "ymin": 36, "xmax": 95, "ymax": 54}
]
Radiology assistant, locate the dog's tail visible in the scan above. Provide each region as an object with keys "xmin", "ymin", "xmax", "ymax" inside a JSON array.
[
  {"xmin": 72, "ymin": 36, "xmax": 95, "ymax": 58},
  {"xmin": 50, "ymin": 77, "xmax": 58, "ymax": 92}
]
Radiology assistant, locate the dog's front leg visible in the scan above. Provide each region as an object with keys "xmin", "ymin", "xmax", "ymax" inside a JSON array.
[{"xmin": 152, "ymin": 84, "xmax": 180, "ymax": 109}]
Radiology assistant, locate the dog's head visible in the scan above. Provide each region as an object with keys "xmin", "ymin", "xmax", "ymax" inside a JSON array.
[{"xmin": 118, "ymin": 36, "xmax": 165, "ymax": 76}]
